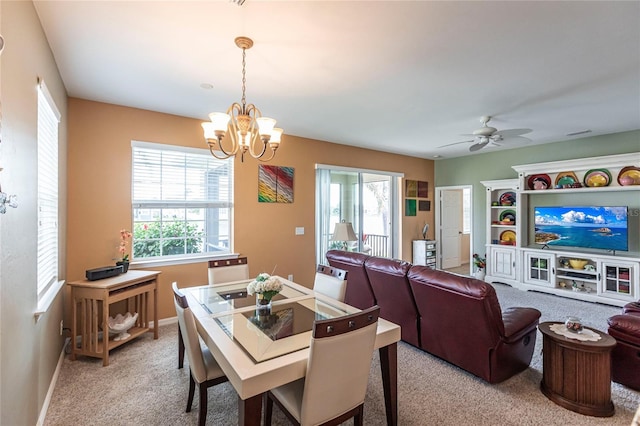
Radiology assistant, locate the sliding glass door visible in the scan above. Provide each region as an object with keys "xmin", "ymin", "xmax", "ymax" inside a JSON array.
[{"xmin": 316, "ymin": 165, "xmax": 402, "ymax": 265}]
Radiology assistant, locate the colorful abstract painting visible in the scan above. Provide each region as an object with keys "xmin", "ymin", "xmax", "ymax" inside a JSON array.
[{"xmin": 258, "ymin": 165, "xmax": 294, "ymax": 203}]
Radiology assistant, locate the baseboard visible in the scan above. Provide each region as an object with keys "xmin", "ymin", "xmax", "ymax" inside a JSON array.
[
  {"xmin": 153, "ymin": 316, "xmax": 177, "ymax": 327},
  {"xmin": 37, "ymin": 337, "xmax": 68, "ymax": 426}
]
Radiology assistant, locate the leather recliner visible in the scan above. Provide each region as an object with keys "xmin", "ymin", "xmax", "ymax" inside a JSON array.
[
  {"xmin": 407, "ymin": 266, "xmax": 541, "ymax": 384},
  {"xmin": 607, "ymin": 301, "xmax": 640, "ymax": 390}
]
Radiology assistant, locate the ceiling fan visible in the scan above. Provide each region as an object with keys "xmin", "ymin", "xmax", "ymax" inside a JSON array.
[{"xmin": 440, "ymin": 116, "xmax": 532, "ymax": 152}]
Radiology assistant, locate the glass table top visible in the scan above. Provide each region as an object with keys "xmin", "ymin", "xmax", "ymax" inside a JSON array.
[
  {"xmin": 189, "ymin": 281, "xmax": 308, "ymax": 316},
  {"xmin": 215, "ymin": 297, "xmax": 352, "ymax": 363}
]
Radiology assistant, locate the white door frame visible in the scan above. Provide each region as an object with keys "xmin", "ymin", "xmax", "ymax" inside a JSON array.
[{"xmin": 435, "ymin": 185, "xmax": 474, "ymax": 274}]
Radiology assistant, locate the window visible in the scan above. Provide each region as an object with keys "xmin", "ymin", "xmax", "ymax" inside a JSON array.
[
  {"xmin": 316, "ymin": 165, "xmax": 402, "ymax": 264},
  {"xmin": 37, "ymin": 80, "xmax": 61, "ymax": 299},
  {"xmin": 131, "ymin": 141, "xmax": 233, "ymax": 261}
]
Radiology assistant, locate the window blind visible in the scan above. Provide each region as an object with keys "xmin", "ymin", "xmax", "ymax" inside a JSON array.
[{"xmin": 37, "ymin": 80, "xmax": 60, "ymax": 297}]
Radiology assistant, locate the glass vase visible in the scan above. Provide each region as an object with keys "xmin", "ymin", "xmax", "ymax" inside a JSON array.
[{"xmin": 256, "ymin": 294, "xmax": 272, "ymax": 317}]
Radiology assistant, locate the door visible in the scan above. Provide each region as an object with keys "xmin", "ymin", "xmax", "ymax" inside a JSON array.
[{"xmin": 440, "ymin": 189, "xmax": 462, "ymax": 269}]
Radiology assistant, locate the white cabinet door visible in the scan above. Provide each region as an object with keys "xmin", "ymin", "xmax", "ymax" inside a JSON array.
[
  {"xmin": 522, "ymin": 251, "xmax": 555, "ymax": 287},
  {"xmin": 600, "ymin": 261, "xmax": 637, "ymax": 302},
  {"xmin": 489, "ymin": 246, "xmax": 517, "ymax": 281}
]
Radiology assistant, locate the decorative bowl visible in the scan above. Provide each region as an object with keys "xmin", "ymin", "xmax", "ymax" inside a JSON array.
[
  {"xmin": 108, "ymin": 312, "xmax": 138, "ymax": 341},
  {"xmin": 565, "ymin": 317, "xmax": 583, "ymax": 333},
  {"xmin": 569, "ymin": 259, "xmax": 588, "ymax": 269}
]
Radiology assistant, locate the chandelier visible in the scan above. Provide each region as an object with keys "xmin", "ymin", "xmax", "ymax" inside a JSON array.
[{"xmin": 202, "ymin": 37, "xmax": 283, "ymax": 163}]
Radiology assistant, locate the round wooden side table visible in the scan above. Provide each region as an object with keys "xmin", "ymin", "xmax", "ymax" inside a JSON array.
[{"xmin": 539, "ymin": 322, "xmax": 616, "ymax": 417}]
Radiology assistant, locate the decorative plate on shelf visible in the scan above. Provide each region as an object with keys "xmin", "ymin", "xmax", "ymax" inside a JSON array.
[
  {"xmin": 500, "ymin": 230, "xmax": 516, "ymax": 243},
  {"xmin": 583, "ymin": 168, "xmax": 611, "ymax": 187},
  {"xmin": 499, "ymin": 209, "xmax": 516, "ymax": 224},
  {"xmin": 527, "ymin": 174, "xmax": 551, "ymax": 190},
  {"xmin": 554, "ymin": 171, "xmax": 579, "ymax": 188},
  {"xmin": 617, "ymin": 166, "xmax": 640, "ymax": 186},
  {"xmin": 499, "ymin": 191, "xmax": 516, "ymax": 206}
]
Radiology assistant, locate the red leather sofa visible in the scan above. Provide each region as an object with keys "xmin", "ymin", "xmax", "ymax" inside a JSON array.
[
  {"xmin": 607, "ymin": 301, "xmax": 640, "ymax": 390},
  {"xmin": 326, "ymin": 250, "xmax": 541, "ymax": 384},
  {"xmin": 363, "ymin": 257, "xmax": 421, "ymax": 347},
  {"xmin": 325, "ymin": 250, "xmax": 376, "ymax": 310}
]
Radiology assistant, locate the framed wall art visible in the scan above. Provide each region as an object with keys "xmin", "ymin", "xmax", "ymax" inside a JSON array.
[{"xmin": 258, "ymin": 165, "xmax": 294, "ymax": 203}]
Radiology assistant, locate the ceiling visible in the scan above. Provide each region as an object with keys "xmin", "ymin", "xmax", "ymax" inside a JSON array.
[{"xmin": 33, "ymin": 1, "xmax": 640, "ymax": 159}]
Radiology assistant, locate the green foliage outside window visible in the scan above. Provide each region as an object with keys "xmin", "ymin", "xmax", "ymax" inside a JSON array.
[{"xmin": 133, "ymin": 221, "xmax": 204, "ymax": 258}]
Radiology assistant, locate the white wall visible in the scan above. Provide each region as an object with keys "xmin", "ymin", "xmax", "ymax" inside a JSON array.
[{"xmin": 0, "ymin": 2, "xmax": 67, "ymax": 424}]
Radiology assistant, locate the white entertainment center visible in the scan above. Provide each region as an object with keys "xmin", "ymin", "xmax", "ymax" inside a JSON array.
[{"xmin": 481, "ymin": 152, "xmax": 640, "ymax": 307}]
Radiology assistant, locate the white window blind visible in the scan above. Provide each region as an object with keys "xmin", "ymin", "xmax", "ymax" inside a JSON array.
[
  {"xmin": 131, "ymin": 141, "xmax": 233, "ymax": 261},
  {"xmin": 37, "ymin": 80, "xmax": 61, "ymax": 298}
]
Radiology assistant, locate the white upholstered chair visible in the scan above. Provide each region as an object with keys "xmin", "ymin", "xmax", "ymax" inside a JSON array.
[
  {"xmin": 207, "ymin": 256, "xmax": 250, "ymax": 285},
  {"xmin": 172, "ymin": 282, "xmax": 228, "ymax": 426},
  {"xmin": 313, "ymin": 264, "xmax": 348, "ymax": 302},
  {"xmin": 264, "ymin": 305, "xmax": 380, "ymax": 426},
  {"xmin": 177, "ymin": 256, "xmax": 250, "ymax": 369}
]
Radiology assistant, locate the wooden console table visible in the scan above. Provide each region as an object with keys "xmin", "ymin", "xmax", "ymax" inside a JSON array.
[
  {"xmin": 68, "ymin": 270, "xmax": 160, "ymax": 366},
  {"xmin": 539, "ymin": 322, "xmax": 616, "ymax": 417}
]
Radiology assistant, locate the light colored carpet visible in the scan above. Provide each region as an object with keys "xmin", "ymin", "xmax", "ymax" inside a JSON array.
[{"xmin": 45, "ymin": 283, "xmax": 640, "ymax": 425}]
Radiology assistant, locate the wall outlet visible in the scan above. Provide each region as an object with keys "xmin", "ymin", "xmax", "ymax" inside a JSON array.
[
  {"xmin": 59, "ymin": 320, "xmax": 64, "ymax": 336},
  {"xmin": 295, "ymin": 227, "xmax": 304, "ymax": 235},
  {"xmin": 288, "ymin": 274, "xmax": 294, "ymax": 281}
]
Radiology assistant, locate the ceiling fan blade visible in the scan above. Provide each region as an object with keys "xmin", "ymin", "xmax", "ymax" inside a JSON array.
[
  {"xmin": 493, "ymin": 128, "xmax": 532, "ymax": 138},
  {"xmin": 469, "ymin": 141, "xmax": 489, "ymax": 152},
  {"xmin": 438, "ymin": 139, "xmax": 474, "ymax": 148}
]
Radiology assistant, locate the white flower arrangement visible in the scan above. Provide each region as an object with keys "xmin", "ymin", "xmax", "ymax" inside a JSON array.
[{"xmin": 247, "ymin": 273, "xmax": 283, "ymax": 300}]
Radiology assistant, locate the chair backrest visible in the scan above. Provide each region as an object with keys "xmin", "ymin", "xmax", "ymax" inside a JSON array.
[
  {"xmin": 364, "ymin": 256, "xmax": 421, "ymax": 347},
  {"xmin": 325, "ymin": 250, "xmax": 376, "ymax": 309},
  {"xmin": 313, "ymin": 264, "xmax": 348, "ymax": 302},
  {"xmin": 300, "ymin": 306, "xmax": 380, "ymax": 425},
  {"xmin": 172, "ymin": 282, "xmax": 208, "ymax": 383},
  {"xmin": 207, "ymin": 257, "xmax": 250, "ymax": 285}
]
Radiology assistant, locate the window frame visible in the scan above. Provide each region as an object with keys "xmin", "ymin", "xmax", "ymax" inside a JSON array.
[{"xmin": 131, "ymin": 141, "xmax": 234, "ymax": 266}]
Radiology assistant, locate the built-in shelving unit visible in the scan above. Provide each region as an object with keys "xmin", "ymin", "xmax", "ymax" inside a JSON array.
[{"xmin": 482, "ymin": 153, "xmax": 640, "ymax": 307}]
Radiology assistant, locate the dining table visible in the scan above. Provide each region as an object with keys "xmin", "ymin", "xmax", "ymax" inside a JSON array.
[{"xmin": 185, "ymin": 276, "xmax": 401, "ymax": 426}]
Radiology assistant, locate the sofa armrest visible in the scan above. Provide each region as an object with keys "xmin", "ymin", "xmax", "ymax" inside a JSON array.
[
  {"xmin": 608, "ymin": 314, "xmax": 640, "ymax": 346},
  {"xmin": 623, "ymin": 301, "xmax": 640, "ymax": 315},
  {"xmin": 501, "ymin": 307, "xmax": 541, "ymax": 343}
]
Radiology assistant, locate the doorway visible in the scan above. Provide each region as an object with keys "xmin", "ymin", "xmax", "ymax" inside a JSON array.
[{"xmin": 435, "ymin": 185, "xmax": 473, "ymax": 275}]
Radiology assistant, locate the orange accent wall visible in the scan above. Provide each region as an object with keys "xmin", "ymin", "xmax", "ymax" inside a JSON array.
[{"xmin": 67, "ymin": 98, "xmax": 434, "ymax": 320}]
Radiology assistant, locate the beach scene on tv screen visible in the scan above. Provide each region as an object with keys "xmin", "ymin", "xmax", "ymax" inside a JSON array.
[{"xmin": 534, "ymin": 206, "xmax": 628, "ymax": 251}]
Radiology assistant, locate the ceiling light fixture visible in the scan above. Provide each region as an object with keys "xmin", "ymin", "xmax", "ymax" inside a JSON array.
[{"xmin": 202, "ymin": 37, "xmax": 283, "ymax": 163}]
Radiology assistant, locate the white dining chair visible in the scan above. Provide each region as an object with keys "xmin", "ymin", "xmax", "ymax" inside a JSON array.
[
  {"xmin": 313, "ymin": 264, "xmax": 348, "ymax": 302},
  {"xmin": 177, "ymin": 256, "xmax": 250, "ymax": 369},
  {"xmin": 264, "ymin": 305, "xmax": 380, "ymax": 426},
  {"xmin": 172, "ymin": 282, "xmax": 228, "ymax": 426},
  {"xmin": 207, "ymin": 256, "xmax": 250, "ymax": 285}
]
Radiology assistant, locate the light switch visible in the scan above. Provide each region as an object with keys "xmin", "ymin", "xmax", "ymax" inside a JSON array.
[{"xmin": 295, "ymin": 227, "xmax": 304, "ymax": 235}]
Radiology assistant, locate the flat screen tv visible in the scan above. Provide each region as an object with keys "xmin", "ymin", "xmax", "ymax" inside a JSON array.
[{"xmin": 534, "ymin": 206, "xmax": 628, "ymax": 252}]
